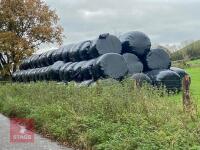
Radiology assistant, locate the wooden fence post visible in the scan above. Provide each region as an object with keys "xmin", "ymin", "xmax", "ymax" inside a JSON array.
[{"xmin": 182, "ymin": 75, "xmax": 191, "ymax": 111}]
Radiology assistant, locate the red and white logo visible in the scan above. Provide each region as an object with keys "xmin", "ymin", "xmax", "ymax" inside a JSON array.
[{"xmin": 10, "ymin": 118, "xmax": 34, "ymax": 143}]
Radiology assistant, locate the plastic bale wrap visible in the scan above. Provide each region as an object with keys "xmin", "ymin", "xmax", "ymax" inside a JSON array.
[
  {"xmin": 59, "ymin": 62, "xmax": 73, "ymax": 81},
  {"xmin": 29, "ymin": 54, "xmax": 39, "ymax": 68},
  {"xmin": 145, "ymin": 48, "xmax": 171, "ymax": 71},
  {"xmin": 45, "ymin": 50, "xmax": 56, "ymax": 66},
  {"xmin": 17, "ymin": 71, "xmax": 23, "ymax": 82},
  {"xmin": 35, "ymin": 68, "xmax": 42, "ymax": 81},
  {"xmin": 12, "ymin": 71, "xmax": 19, "ymax": 82},
  {"xmin": 68, "ymin": 43, "xmax": 82, "ymax": 62},
  {"xmin": 131, "ymin": 73, "xmax": 152, "ymax": 86},
  {"xmin": 63, "ymin": 62, "xmax": 78, "ymax": 82},
  {"xmin": 51, "ymin": 49, "xmax": 61, "ymax": 63},
  {"xmin": 78, "ymin": 40, "xmax": 92, "ymax": 60},
  {"xmin": 170, "ymin": 67, "xmax": 188, "ymax": 79},
  {"xmin": 22, "ymin": 70, "xmax": 29, "ymax": 82},
  {"xmin": 146, "ymin": 69, "xmax": 181, "ymax": 91},
  {"xmin": 80, "ymin": 59, "xmax": 96, "ymax": 81},
  {"xmin": 15, "ymin": 71, "xmax": 22, "ymax": 82},
  {"xmin": 123, "ymin": 53, "xmax": 143, "ymax": 75},
  {"xmin": 61, "ymin": 44, "xmax": 74, "ymax": 62},
  {"xmin": 119, "ymin": 31, "xmax": 151, "ymax": 56},
  {"xmin": 47, "ymin": 61, "xmax": 65, "ymax": 81},
  {"xmin": 91, "ymin": 53, "xmax": 128, "ymax": 81},
  {"xmin": 20, "ymin": 57, "xmax": 31, "ymax": 70},
  {"xmin": 36, "ymin": 53, "xmax": 45, "ymax": 68},
  {"xmin": 89, "ymin": 33, "xmax": 122, "ymax": 58},
  {"xmin": 39, "ymin": 51, "xmax": 49, "ymax": 67},
  {"xmin": 29, "ymin": 69, "xmax": 37, "ymax": 82},
  {"xmin": 70, "ymin": 61, "xmax": 87, "ymax": 82},
  {"xmin": 26, "ymin": 69, "xmax": 33, "ymax": 82}
]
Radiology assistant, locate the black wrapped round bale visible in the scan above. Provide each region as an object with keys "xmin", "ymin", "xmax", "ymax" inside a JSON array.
[
  {"xmin": 145, "ymin": 48, "xmax": 171, "ymax": 71},
  {"xmin": 119, "ymin": 31, "xmax": 151, "ymax": 56},
  {"xmin": 80, "ymin": 59, "xmax": 96, "ymax": 80},
  {"xmin": 18, "ymin": 71, "xmax": 24, "ymax": 82},
  {"xmin": 89, "ymin": 33, "xmax": 122, "ymax": 58},
  {"xmin": 123, "ymin": 53, "xmax": 143, "ymax": 75},
  {"xmin": 71, "ymin": 61, "xmax": 87, "ymax": 82},
  {"xmin": 30, "ymin": 54, "xmax": 40, "ymax": 68},
  {"xmin": 35, "ymin": 68, "xmax": 42, "ymax": 81},
  {"xmin": 20, "ymin": 57, "xmax": 31, "ymax": 70},
  {"xmin": 59, "ymin": 62, "xmax": 73, "ymax": 81},
  {"xmin": 61, "ymin": 44, "xmax": 74, "ymax": 62},
  {"xmin": 39, "ymin": 67, "xmax": 49, "ymax": 81},
  {"xmin": 51, "ymin": 49, "xmax": 63, "ymax": 63},
  {"xmin": 170, "ymin": 67, "xmax": 188, "ymax": 79},
  {"xmin": 91, "ymin": 53, "xmax": 128, "ymax": 80},
  {"xmin": 79, "ymin": 40, "xmax": 92, "ymax": 60},
  {"xmin": 131, "ymin": 73, "xmax": 152, "ymax": 85},
  {"xmin": 29, "ymin": 69, "xmax": 37, "ymax": 82},
  {"xmin": 63, "ymin": 62, "xmax": 78, "ymax": 82},
  {"xmin": 12, "ymin": 71, "xmax": 19, "ymax": 82},
  {"xmin": 68, "ymin": 43, "xmax": 82, "ymax": 62},
  {"xmin": 48, "ymin": 61, "xmax": 65, "ymax": 81},
  {"xmin": 146, "ymin": 69, "xmax": 181, "ymax": 91},
  {"xmin": 45, "ymin": 50, "xmax": 56, "ymax": 66}
]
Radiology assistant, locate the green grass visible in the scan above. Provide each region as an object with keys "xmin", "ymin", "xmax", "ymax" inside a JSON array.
[
  {"xmin": 0, "ymin": 59, "xmax": 199, "ymax": 149},
  {"xmin": 188, "ymin": 59, "xmax": 200, "ymax": 66},
  {"xmin": 186, "ymin": 67, "xmax": 200, "ymax": 100},
  {"xmin": 0, "ymin": 79, "xmax": 200, "ymax": 150},
  {"xmin": 171, "ymin": 59, "xmax": 200, "ymax": 101}
]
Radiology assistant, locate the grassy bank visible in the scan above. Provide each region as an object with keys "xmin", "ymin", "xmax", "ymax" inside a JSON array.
[{"xmin": 0, "ymin": 80, "xmax": 200, "ymax": 149}]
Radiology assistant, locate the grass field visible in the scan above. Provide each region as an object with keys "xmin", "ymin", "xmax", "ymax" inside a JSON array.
[{"xmin": 0, "ymin": 60, "xmax": 199, "ymax": 149}]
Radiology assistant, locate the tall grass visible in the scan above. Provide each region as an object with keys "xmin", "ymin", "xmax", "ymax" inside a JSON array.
[{"xmin": 0, "ymin": 80, "xmax": 200, "ymax": 149}]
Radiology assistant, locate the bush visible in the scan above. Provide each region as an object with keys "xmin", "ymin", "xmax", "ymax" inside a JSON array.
[{"xmin": 0, "ymin": 81, "xmax": 199, "ymax": 149}]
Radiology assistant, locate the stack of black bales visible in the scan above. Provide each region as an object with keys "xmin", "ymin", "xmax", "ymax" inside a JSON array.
[
  {"xmin": 119, "ymin": 31, "xmax": 187, "ymax": 91},
  {"xmin": 13, "ymin": 31, "xmax": 188, "ymax": 91},
  {"xmin": 13, "ymin": 33, "xmax": 128, "ymax": 84}
]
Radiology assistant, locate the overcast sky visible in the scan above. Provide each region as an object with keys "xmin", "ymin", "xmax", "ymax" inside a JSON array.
[{"xmin": 40, "ymin": 0, "xmax": 200, "ymax": 51}]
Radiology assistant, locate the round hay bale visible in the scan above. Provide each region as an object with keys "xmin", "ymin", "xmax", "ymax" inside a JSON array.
[
  {"xmin": 89, "ymin": 33, "xmax": 122, "ymax": 58},
  {"xmin": 48, "ymin": 61, "xmax": 65, "ymax": 81},
  {"xmin": 119, "ymin": 31, "xmax": 151, "ymax": 56},
  {"xmin": 92, "ymin": 53, "xmax": 128, "ymax": 80},
  {"xmin": 63, "ymin": 62, "xmax": 78, "ymax": 82},
  {"xmin": 44, "ymin": 50, "xmax": 56, "ymax": 65},
  {"xmin": 12, "ymin": 71, "xmax": 20, "ymax": 82},
  {"xmin": 52, "ymin": 48, "xmax": 63, "ymax": 63},
  {"xmin": 68, "ymin": 43, "xmax": 82, "ymax": 62},
  {"xmin": 145, "ymin": 48, "xmax": 171, "ymax": 71},
  {"xmin": 59, "ymin": 62, "xmax": 73, "ymax": 81},
  {"xmin": 170, "ymin": 67, "xmax": 188, "ymax": 79},
  {"xmin": 80, "ymin": 59, "xmax": 96, "ymax": 80},
  {"xmin": 29, "ymin": 69, "xmax": 37, "ymax": 82},
  {"xmin": 29, "ymin": 54, "xmax": 39, "ymax": 68},
  {"xmin": 122, "ymin": 53, "xmax": 143, "ymax": 75},
  {"xmin": 78, "ymin": 40, "xmax": 92, "ymax": 60},
  {"xmin": 61, "ymin": 44, "xmax": 74, "ymax": 62},
  {"xmin": 71, "ymin": 61, "xmax": 87, "ymax": 82},
  {"xmin": 146, "ymin": 69, "xmax": 181, "ymax": 91}
]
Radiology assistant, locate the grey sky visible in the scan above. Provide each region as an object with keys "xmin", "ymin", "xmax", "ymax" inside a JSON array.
[{"xmin": 40, "ymin": 0, "xmax": 200, "ymax": 51}]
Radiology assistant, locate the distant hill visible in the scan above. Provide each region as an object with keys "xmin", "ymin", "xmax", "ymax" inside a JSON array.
[{"xmin": 171, "ymin": 40, "xmax": 200, "ymax": 61}]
